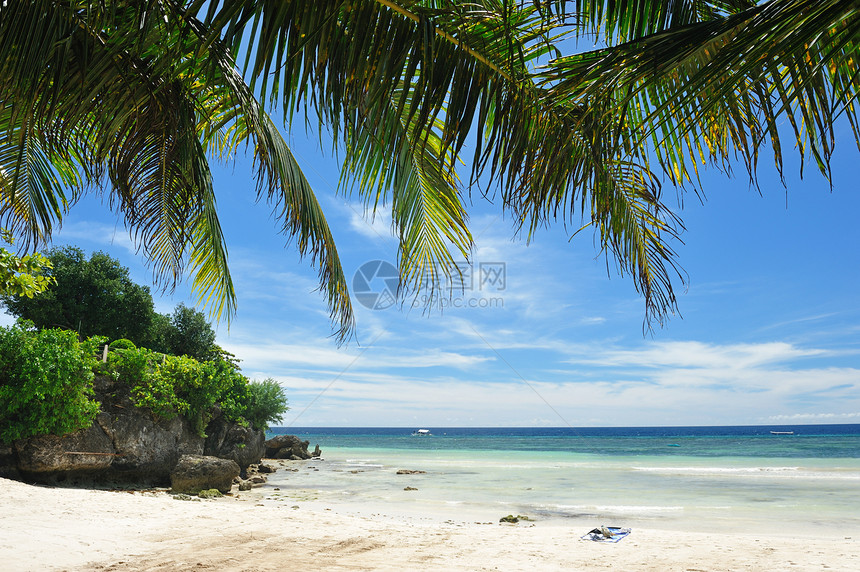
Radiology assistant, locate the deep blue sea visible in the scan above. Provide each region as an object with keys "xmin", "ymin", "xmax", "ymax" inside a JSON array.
[
  {"xmin": 262, "ymin": 425, "xmax": 860, "ymax": 534},
  {"xmin": 276, "ymin": 424, "xmax": 860, "ymax": 457}
]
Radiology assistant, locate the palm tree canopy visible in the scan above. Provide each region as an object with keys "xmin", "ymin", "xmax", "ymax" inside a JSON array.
[{"xmin": 1, "ymin": 0, "xmax": 857, "ymax": 341}]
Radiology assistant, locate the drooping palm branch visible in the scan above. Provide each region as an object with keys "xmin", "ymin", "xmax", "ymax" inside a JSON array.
[
  {"xmin": 539, "ymin": 1, "xmax": 860, "ymax": 186},
  {"xmin": 0, "ymin": 0, "xmax": 354, "ymax": 339},
  {"xmin": 2, "ymin": 0, "xmax": 856, "ymax": 341}
]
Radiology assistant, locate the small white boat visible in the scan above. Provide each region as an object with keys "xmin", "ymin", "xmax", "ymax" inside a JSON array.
[
  {"xmin": 770, "ymin": 431, "xmax": 794, "ymax": 435},
  {"xmin": 412, "ymin": 429, "xmax": 432, "ymax": 436}
]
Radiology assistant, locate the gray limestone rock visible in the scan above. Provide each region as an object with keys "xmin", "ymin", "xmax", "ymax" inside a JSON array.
[{"xmin": 170, "ymin": 455, "xmax": 240, "ymax": 495}]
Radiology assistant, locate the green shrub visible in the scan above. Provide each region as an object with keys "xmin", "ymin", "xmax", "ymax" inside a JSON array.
[
  {"xmin": 109, "ymin": 346, "xmax": 181, "ymax": 419},
  {"xmin": 165, "ymin": 355, "xmax": 223, "ymax": 436},
  {"xmin": 109, "ymin": 338, "xmax": 136, "ymax": 351},
  {"xmin": 98, "ymin": 337, "xmax": 286, "ymax": 436},
  {"xmin": 242, "ymin": 378, "xmax": 289, "ymax": 431},
  {"xmin": 0, "ymin": 319, "xmax": 286, "ymax": 444},
  {"xmin": 0, "ymin": 322, "xmax": 100, "ymax": 443},
  {"xmin": 207, "ymin": 358, "xmax": 251, "ymax": 425},
  {"xmin": 108, "ymin": 345, "xmax": 154, "ymax": 384},
  {"xmin": 109, "ymin": 349, "xmax": 241, "ymax": 437}
]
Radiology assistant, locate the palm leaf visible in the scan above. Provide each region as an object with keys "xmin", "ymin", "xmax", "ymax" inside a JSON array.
[
  {"xmin": 340, "ymin": 84, "xmax": 473, "ymax": 304},
  {"xmin": 0, "ymin": 104, "xmax": 79, "ymax": 249},
  {"xmin": 539, "ymin": 1, "xmax": 860, "ymax": 187},
  {"xmin": 0, "ymin": 1, "xmax": 355, "ymax": 340}
]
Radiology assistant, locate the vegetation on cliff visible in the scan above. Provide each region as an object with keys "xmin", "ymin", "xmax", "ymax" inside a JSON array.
[
  {"xmin": 0, "ymin": 322, "xmax": 101, "ymax": 443},
  {"xmin": 104, "ymin": 341, "xmax": 287, "ymax": 436},
  {"xmin": 1, "ymin": 247, "xmax": 220, "ymax": 361},
  {"xmin": 0, "ymin": 249, "xmax": 288, "ymax": 444},
  {"xmin": 0, "ymin": 321, "xmax": 288, "ymax": 444}
]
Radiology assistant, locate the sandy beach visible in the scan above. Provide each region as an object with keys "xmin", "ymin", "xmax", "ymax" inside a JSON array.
[{"xmin": 2, "ymin": 475, "xmax": 858, "ymax": 572}]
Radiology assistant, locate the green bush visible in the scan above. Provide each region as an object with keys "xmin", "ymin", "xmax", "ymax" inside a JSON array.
[
  {"xmin": 108, "ymin": 346, "xmax": 180, "ymax": 419},
  {"xmin": 205, "ymin": 358, "xmax": 251, "ymax": 426},
  {"xmin": 0, "ymin": 320, "xmax": 287, "ymax": 443},
  {"xmin": 165, "ymin": 355, "xmax": 224, "ymax": 436},
  {"xmin": 108, "ymin": 348, "xmax": 251, "ymax": 437},
  {"xmin": 0, "ymin": 322, "xmax": 100, "ymax": 443},
  {"xmin": 243, "ymin": 378, "xmax": 289, "ymax": 431},
  {"xmin": 109, "ymin": 338, "xmax": 136, "ymax": 351}
]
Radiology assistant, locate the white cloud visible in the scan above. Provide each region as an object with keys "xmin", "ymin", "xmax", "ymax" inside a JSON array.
[
  {"xmin": 220, "ymin": 338, "xmax": 492, "ymax": 374},
  {"xmin": 267, "ymin": 362, "xmax": 860, "ymax": 427},
  {"xmin": 760, "ymin": 312, "xmax": 840, "ymax": 331},
  {"xmin": 348, "ymin": 207, "xmax": 393, "ymax": 240},
  {"xmin": 55, "ymin": 220, "xmax": 137, "ymax": 254},
  {"xmin": 566, "ymin": 340, "xmax": 828, "ymax": 370},
  {"xmin": 221, "ymin": 341, "xmax": 360, "ymax": 370},
  {"xmin": 251, "ymin": 329, "xmax": 860, "ymax": 426},
  {"xmin": 767, "ymin": 412, "xmax": 860, "ymax": 422}
]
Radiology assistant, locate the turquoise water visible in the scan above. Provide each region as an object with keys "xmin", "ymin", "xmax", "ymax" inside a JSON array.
[{"xmin": 262, "ymin": 426, "xmax": 860, "ymax": 534}]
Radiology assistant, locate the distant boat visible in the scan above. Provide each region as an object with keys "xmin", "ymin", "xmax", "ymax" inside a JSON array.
[
  {"xmin": 770, "ymin": 431, "xmax": 795, "ymax": 435},
  {"xmin": 412, "ymin": 429, "xmax": 432, "ymax": 436}
]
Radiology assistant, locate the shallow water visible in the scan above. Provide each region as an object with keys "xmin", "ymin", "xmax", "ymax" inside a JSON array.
[{"xmin": 262, "ymin": 426, "xmax": 860, "ymax": 534}]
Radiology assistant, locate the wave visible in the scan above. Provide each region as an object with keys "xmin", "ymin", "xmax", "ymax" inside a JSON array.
[
  {"xmin": 631, "ymin": 466, "xmax": 860, "ymax": 479},
  {"xmin": 542, "ymin": 503, "xmax": 684, "ymax": 514}
]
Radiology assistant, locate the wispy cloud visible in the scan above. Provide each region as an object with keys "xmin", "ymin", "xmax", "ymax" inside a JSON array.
[
  {"xmin": 767, "ymin": 412, "xmax": 860, "ymax": 422},
  {"xmin": 348, "ymin": 208, "xmax": 393, "ymax": 240},
  {"xmin": 56, "ymin": 220, "xmax": 137, "ymax": 254},
  {"xmin": 760, "ymin": 312, "xmax": 840, "ymax": 331},
  {"xmin": 220, "ymin": 338, "xmax": 492, "ymax": 374},
  {"xmin": 267, "ymin": 362, "xmax": 860, "ymax": 427},
  {"xmin": 565, "ymin": 340, "xmax": 828, "ymax": 370}
]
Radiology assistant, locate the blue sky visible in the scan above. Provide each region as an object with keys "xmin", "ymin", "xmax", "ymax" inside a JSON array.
[{"xmin": 4, "ymin": 119, "xmax": 859, "ymax": 428}]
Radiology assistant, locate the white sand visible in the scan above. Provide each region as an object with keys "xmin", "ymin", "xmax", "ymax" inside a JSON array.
[{"xmin": 2, "ymin": 476, "xmax": 858, "ymax": 571}]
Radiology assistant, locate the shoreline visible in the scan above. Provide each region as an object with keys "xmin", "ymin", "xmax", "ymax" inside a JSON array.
[{"xmin": 2, "ymin": 476, "xmax": 859, "ymax": 571}]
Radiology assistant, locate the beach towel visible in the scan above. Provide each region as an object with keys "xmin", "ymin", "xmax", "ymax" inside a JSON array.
[{"xmin": 581, "ymin": 526, "xmax": 631, "ymax": 543}]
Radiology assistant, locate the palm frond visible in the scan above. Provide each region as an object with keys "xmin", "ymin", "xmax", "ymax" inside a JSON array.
[
  {"xmin": 340, "ymin": 84, "xmax": 473, "ymax": 304},
  {"xmin": 189, "ymin": 12, "xmax": 355, "ymax": 340},
  {"xmin": 0, "ymin": 104, "xmax": 79, "ymax": 249},
  {"xmin": 0, "ymin": 0, "xmax": 354, "ymax": 340},
  {"xmin": 539, "ymin": 0, "xmax": 860, "ymax": 187},
  {"xmin": 7, "ymin": 0, "xmax": 851, "ymax": 339},
  {"xmin": 203, "ymin": 0, "xmax": 687, "ymax": 325},
  {"xmin": 590, "ymin": 162, "xmax": 686, "ymax": 328}
]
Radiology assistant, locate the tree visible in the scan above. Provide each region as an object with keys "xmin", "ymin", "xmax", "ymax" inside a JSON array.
[
  {"xmin": 145, "ymin": 312, "xmax": 174, "ymax": 356},
  {"xmin": 0, "ymin": 230, "xmax": 53, "ymax": 297},
  {"xmin": 1, "ymin": 2, "xmax": 857, "ymax": 337},
  {"xmin": 0, "ymin": 247, "xmax": 156, "ymax": 345},
  {"xmin": 243, "ymin": 378, "xmax": 289, "ymax": 432},
  {"xmin": 167, "ymin": 303, "xmax": 217, "ymax": 362},
  {"xmin": 0, "ymin": 322, "xmax": 101, "ymax": 444}
]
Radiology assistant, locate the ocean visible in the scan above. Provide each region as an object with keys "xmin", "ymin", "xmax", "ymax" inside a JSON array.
[{"xmin": 263, "ymin": 425, "xmax": 860, "ymax": 534}]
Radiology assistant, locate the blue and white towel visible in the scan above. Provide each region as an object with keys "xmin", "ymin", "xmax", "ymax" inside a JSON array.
[{"xmin": 581, "ymin": 526, "xmax": 631, "ymax": 543}]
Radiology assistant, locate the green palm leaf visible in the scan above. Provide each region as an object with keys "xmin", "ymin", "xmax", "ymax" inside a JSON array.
[
  {"xmin": 540, "ymin": 1, "xmax": 860, "ymax": 186},
  {"xmin": 340, "ymin": 84, "xmax": 472, "ymax": 303},
  {"xmin": 5, "ymin": 0, "xmax": 856, "ymax": 340},
  {"xmin": 0, "ymin": 0, "xmax": 354, "ymax": 340}
]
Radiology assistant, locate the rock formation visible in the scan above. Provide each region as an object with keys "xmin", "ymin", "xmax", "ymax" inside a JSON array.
[
  {"xmin": 170, "ymin": 455, "xmax": 239, "ymax": 494},
  {"xmin": 0, "ymin": 375, "xmax": 265, "ymax": 487},
  {"xmin": 264, "ymin": 434, "xmax": 320, "ymax": 460},
  {"xmin": 204, "ymin": 412, "xmax": 265, "ymax": 478}
]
